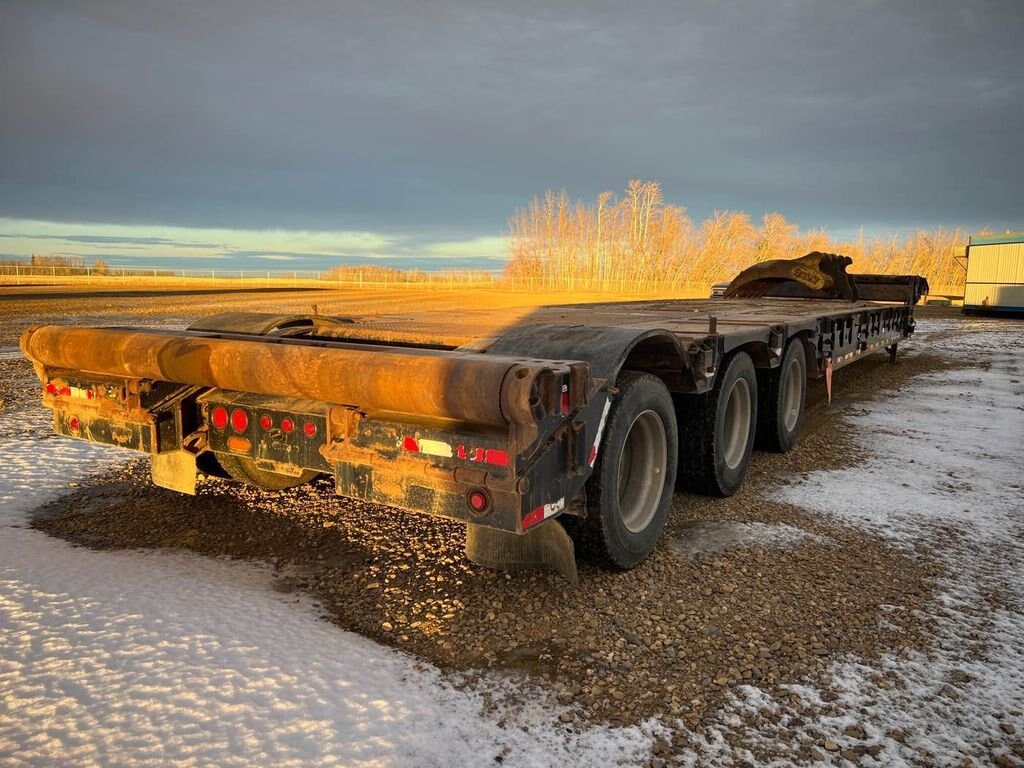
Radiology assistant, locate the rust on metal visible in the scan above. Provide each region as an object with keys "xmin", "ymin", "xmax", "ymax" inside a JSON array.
[{"xmin": 20, "ymin": 325, "xmax": 588, "ymax": 439}]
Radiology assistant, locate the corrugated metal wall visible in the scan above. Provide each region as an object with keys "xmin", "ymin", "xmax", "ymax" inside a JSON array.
[{"xmin": 965, "ymin": 241, "xmax": 1024, "ymax": 309}]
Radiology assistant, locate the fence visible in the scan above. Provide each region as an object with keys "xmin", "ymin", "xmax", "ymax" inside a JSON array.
[
  {"xmin": 0, "ymin": 265, "xmax": 499, "ymax": 290},
  {"xmin": 0, "ymin": 264, "xmax": 712, "ymax": 296}
]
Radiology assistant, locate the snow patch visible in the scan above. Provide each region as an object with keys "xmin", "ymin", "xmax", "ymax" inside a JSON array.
[{"xmin": 670, "ymin": 521, "xmax": 817, "ymax": 558}]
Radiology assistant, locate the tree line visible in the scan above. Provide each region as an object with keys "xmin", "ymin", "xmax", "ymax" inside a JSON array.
[{"xmin": 505, "ymin": 180, "xmax": 968, "ymax": 290}]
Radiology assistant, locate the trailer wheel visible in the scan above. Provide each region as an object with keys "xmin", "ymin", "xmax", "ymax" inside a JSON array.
[
  {"xmin": 676, "ymin": 351, "xmax": 757, "ymax": 497},
  {"xmin": 567, "ymin": 371, "xmax": 678, "ymax": 570},
  {"xmin": 215, "ymin": 454, "xmax": 320, "ymax": 490},
  {"xmin": 756, "ymin": 340, "xmax": 807, "ymax": 452}
]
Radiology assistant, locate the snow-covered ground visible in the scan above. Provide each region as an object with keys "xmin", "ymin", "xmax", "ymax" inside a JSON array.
[
  {"xmin": 0, "ymin": 414, "xmax": 662, "ymax": 766},
  {"xmin": 681, "ymin": 319, "xmax": 1024, "ymax": 766}
]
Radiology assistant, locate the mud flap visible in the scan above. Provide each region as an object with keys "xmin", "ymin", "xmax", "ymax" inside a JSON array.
[
  {"xmin": 151, "ymin": 450, "xmax": 198, "ymax": 495},
  {"xmin": 465, "ymin": 520, "xmax": 579, "ymax": 585}
]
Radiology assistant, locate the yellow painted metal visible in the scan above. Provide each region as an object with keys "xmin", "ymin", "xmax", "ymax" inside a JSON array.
[{"xmin": 965, "ymin": 241, "xmax": 1024, "ymax": 308}]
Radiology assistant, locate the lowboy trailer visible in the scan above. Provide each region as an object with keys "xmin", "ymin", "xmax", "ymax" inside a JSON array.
[{"xmin": 21, "ymin": 253, "xmax": 928, "ymax": 581}]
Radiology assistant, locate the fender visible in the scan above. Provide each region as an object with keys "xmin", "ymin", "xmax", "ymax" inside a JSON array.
[{"xmin": 483, "ymin": 323, "xmax": 698, "ymax": 392}]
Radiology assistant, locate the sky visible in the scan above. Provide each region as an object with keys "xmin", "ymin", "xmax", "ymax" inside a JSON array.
[{"xmin": 1, "ymin": 0, "xmax": 1021, "ymax": 271}]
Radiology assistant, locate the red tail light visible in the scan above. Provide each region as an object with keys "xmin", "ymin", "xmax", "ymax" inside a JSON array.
[
  {"xmin": 230, "ymin": 408, "xmax": 248, "ymax": 432},
  {"xmin": 303, "ymin": 421, "xmax": 317, "ymax": 438},
  {"xmin": 280, "ymin": 418, "xmax": 294, "ymax": 434},
  {"xmin": 467, "ymin": 489, "xmax": 490, "ymax": 513},
  {"xmin": 259, "ymin": 414, "xmax": 272, "ymax": 430},
  {"xmin": 68, "ymin": 416, "xmax": 80, "ymax": 432},
  {"xmin": 45, "ymin": 383, "xmax": 57, "ymax": 396},
  {"xmin": 211, "ymin": 406, "xmax": 229, "ymax": 430}
]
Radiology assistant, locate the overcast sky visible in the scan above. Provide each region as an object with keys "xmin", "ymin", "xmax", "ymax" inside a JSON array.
[{"xmin": 1, "ymin": 0, "xmax": 1021, "ymax": 270}]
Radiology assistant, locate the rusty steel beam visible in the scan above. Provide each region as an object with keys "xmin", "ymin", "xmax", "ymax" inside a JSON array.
[{"xmin": 20, "ymin": 325, "xmax": 584, "ymax": 428}]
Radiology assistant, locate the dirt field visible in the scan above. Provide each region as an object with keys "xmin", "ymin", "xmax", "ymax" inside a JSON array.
[{"xmin": 1, "ymin": 288, "xmax": 1022, "ymax": 767}]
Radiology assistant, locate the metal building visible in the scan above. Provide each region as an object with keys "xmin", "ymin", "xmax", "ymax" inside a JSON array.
[{"xmin": 963, "ymin": 233, "xmax": 1024, "ymax": 315}]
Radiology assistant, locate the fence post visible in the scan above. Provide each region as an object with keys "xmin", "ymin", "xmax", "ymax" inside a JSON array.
[{"xmin": 15, "ymin": 263, "xmax": 19, "ymax": 286}]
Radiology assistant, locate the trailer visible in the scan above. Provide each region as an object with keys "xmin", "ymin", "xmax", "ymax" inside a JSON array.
[
  {"xmin": 962, "ymin": 233, "xmax": 1024, "ymax": 315},
  {"xmin": 21, "ymin": 253, "xmax": 928, "ymax": 581}
]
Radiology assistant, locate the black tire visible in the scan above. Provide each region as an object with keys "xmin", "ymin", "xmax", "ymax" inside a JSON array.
[
  {"xmin": 215, "ymin": 453, "xmax": 320, "ymax": 490},
  {"xmin": 675, "ymin": 351, "xmax": 757, "ymax": 497},
  {"xmin": 756, "ymin": 339, "xmax": 807, "ymax": 453},
  {"xmin": 567, "ymin": 371, "xmax": 678, "ymax": 570}
]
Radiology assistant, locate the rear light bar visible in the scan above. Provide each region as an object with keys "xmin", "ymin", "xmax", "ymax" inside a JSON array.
[{"xmin": 207, "ymin": 404, "xmax": 319, "ymax": 440}]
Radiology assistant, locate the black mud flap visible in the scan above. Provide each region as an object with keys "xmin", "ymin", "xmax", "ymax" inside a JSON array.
[{"xmin": 465, "ymin": 520, "xmax": 579, "ymax": 585}]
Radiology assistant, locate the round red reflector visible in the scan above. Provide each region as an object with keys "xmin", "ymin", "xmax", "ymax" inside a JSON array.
[
  {"xmin": 211, "ymin": 406, "xmax": 229, "ymax": 430},
  {"xmin": 259, "ymin": 414, "xmax": 273, "ymax": 430},
  {"xmin": 303, "ymin": 421, "xmax": 317, "ymax": 438},
  {"xmin": 280, "ymin": 418, "xmax": 295, "ymax": 434},
  {"xmin": 230, "ymin": 409, "xmax": 248, "ymax": 432},
  {"xmin": 69, "ymin": 416, "xmax": 80, "ymax": 432},
  {"xmin": 468, "ymin": 490, "xmax": 489, "ymax": 513}
]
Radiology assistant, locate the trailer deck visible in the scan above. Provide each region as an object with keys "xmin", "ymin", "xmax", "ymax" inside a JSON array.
[{"xmin": 275, "ymin": 296, "xmax": 913, "ymax": 367}]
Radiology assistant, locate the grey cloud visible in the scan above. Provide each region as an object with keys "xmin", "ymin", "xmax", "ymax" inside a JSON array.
[
  {"xmin": 1, "ymin": 0, "xmax": 1021, "ymax": 238},
  {"xmin": 60, "ymin": 235, "xmax": 222, "ymax": 248}
]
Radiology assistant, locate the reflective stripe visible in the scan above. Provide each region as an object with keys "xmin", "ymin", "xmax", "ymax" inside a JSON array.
[
  {"xmin": 588, "ymin": 397, "xmax": 613, "ymax": 467},
  {"xmin": 417, "ymin": 438, "xmax": 453, "ymax": 458}
]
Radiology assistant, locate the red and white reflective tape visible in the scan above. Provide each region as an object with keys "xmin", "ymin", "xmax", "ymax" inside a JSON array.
[
  {"xmin": 522, "ymin": 496, "xmax": 566, "ymax": 530},
  {"xmin": 588, "ymin": 397, "xmax": 613, "ymax": 467},
  {"xmin": 403, "ymin": 436, "xmax": 510, "ymax": 467}
]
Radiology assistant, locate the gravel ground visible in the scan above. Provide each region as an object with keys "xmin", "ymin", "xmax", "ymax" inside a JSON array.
[{"xmin": 4, "ymin": 295, "xmax": 1017, "ymax": 765}]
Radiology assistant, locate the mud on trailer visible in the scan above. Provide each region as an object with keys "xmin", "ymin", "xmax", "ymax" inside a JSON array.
[{"xmin": 21, "ymin": 253, "xmax": 928, "ymax": 582}]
